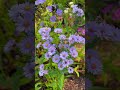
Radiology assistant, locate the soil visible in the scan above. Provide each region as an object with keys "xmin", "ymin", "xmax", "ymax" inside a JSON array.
[{"xmin": 63, "ymin": 77, "xmax": 85, "ymax": 90}]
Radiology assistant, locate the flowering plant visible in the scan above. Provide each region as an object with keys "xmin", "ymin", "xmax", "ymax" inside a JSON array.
[{"xmin": 35, "ymin": 0, "xmax": 85, "ymax": 89}]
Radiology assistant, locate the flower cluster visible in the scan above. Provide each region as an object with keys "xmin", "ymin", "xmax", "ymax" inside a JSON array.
[
  {"xmin": 71, "ymin": 5, "xmax": 84, "ymax": 16},
  {"xmin": 8, "ymin": 2, "xmax": 35, "ymax": 78},
  {"xmin": 39, "ymin": 64, "xmax": 48, "ymax": 76},
  {"xmin": 37, "ymin": 27, "xmax": 85, "ymax": 76},
  {"xmin": 9, "ymin": 2, "xmax": 34, "ymax": 35},
  {"xmin": 86, "ymin": 21, "xmax": 120, "ymax": 42},
  {"xmin": 86, "ymin": 49, "xmax": 103, "ymax": 75}
]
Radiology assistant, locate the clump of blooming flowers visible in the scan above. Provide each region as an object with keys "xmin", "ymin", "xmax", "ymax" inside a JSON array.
[
  {"xmin": 37, "ymin": 27, "xmax": 85, "ymax": 76},
  {"xmin": 8, "ymin": 2, "xmax": 35, "ymax": 78}
]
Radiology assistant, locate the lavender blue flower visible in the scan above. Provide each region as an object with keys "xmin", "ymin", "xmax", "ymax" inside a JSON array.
[
  {"xmin": 86, "ymin": 49, "xmax": 100, "ymax": 62},
  {"xmin": 23, "ymin": 62, "xmax": 35, "ymax": 78},
  {"xmin": 39, "ymin": 70, "xmax": 48, "ymax": 76},
  {"xmin": 58, "ymin": 62, "xmax": 64, "ymax": 70},
  {"xmin": 68, "ymin": 35, "xmax": 76, "ymax": 44},
  {"xmin": 54, "ymin": 28, "xmax": 62, "ymax": 34},
  {"xmin": 35, "ymin": 0, "xmax": 46, "ymax": 5},
  {"xmin": 70, "ymin": 46, "xmax": 76, "ymax": 53},
  {"xmin": 63, "ymin": 44, "xmax": 70, "ymax": 49},
  {"xmin": 60, "ymin": 51, "xmax": 69, "ymax": 60},
  {"xmin": 77, "ymin": 8, "xmax": 84, "ymax": 16},
  {"xmin": 9, "ymin": 4, "xmax": 21, "ymax": 22},
  {"xmin": 70, "ymin": 50, "xmax": 78, "ymax": 58},
  {"xmin": 71, "ymin": 5, "xmax": 84, "ymax": 16},
  {"xmin": 86, "ymin": 49, "xmax": 103, "ymax": 75},
  {"xmin": 62, "ymin": 59, "xmax": 69, "ymax": 67},
  {"xmin": 19, "ymin": 2, "xmax": 34, "ymax": 15},
  {"xmin": 39, "ymin": 64, "xmax": 48, "ymax": 76},
  {"xmin": 68, "ymin": 59, "xmax": 74, "ymax": 65},
  {"xmin": 52, "ymin": 54, "xmax": 60, "ymax": 63},
  {"xmin": 68, "ymin": 67, "xmax": 74, "ymax": 73},
  {"xmin": 58, "ymin": 44, "xmax": 64, "ymax": 49},
  {"xmin": 50, "ymin": 16, "xmax": 56, "ymax": 22},
  {"xmin": 39, "ymin": 64, "xmax": 44, "ymax": 70},
  {"xmin": 18, "ymin": 37, "xmax": 34, "ymax": 54},
  {"xmin": 16, "ymin": 15, "xmax": 34, "ymax": 33},
  {"xmin": 42, "ymin": 41, "xmax": 51, "ymax": 49},
  {"xmin": 4, "ymin": 39, "xmax": 15, "ymax": 53},
  {"xmin": 45, "ymin": 52, "xmax": 51, "ymax": 59},
  {"xmin": 46, "ymin": 6, "xmax": 52, "ymax": 12},
  {"xmin": 38, "ymin": 27, "xmax": 51, "ymax": 35},
  {"xmin": 75, "ymin": 35, "xmax": 85, "ymax": 44},
  {"xmin": 87, "ymin": 59, "xmax": 102, "ymax": 75},
  {"xmin": 71, "ymin": 5, "xmax": 78, "ymax": 13},
  {"xmin": 59, "ymin": 35, "xmax": 66, "ymax": 40},
  {"xmin": 48, "ymin": 46, "xmax": 56, "ymax": 56},
  {"xmin": 56, "ymin": 9, "xmax": 63, "ymax": 16},
  {"xmin": 42, "ymin": 34, "xmax": 50, "ymax": 40}
]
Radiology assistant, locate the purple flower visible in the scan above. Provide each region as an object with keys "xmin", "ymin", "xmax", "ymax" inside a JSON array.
[
  {"xmin": 62, "ymin": 59, "xmax": 69, "ymax": 67},
  {"xmin": 46, "ymin": 6, "xmax": 52, "ymax": 12},
  {"xmin": 9, "ymin": 4, "xmax": 21, "ymax": 21},
  {"xmin": 72, "ymin": 5, "xmax": 78, "ymax": 13},
  {"xmin": 86, "ymin": 57, "xmax": 102, "ymax": 75},
  {"xmin": 38, "ymin": 27, "xmax": 51, "ymax": 35},
  {"xmin": 4, "ymin": 39, "xmax": 15, "ymax": 53},
  {"xmin": 50, "ymin": 16, "xmax": 56, "ymax": 22},
  {"xmin": 42, "ymin": 34, "xmax": 50, "ymax": 40},
  {"xmin": 70, "ymin": 50, "xmax": 78, "ymax": 58},
  {"xmin": 59, "ymin": 35, "xmax": 66, "ymax": 40},
  {"xmin": 68, "ymin": 59, "xmax": 74, "ymax": 65},
  {"xmin": 38, "ymin": 27, "xmax": 51, "ymax": 40},
  {"xmin": 35, "ymin": 0, "xmax": 46, "ymax": 5},
  {"xmin": 23, "ymin": 62, "xmax": 35, "ymax": 78},
  {"xmin": 56, "ymin": 9, "xmax": 63, "ymax": 16},
  {"xmin": 45, "ymin": 52, "xmax": 51, "ymax": 59},
  {"xmin": 63, "ymin": 44, "xmax": 70, "ymax": 49},
  {"xmin": 52, "ymin": 54, "xmax": 60, "ymax": 63},
  {"xmin": 58, "ymin": 62, "xmax": 64, "ymax": 70},
  {"xmin": 77, "ymin": 8, "xmax": 84, "ymax": 16},
  {"xmin": 42, "ymin": 41, "xmax": 51, "ymax": 49},
  {"xmin": 72, "ymin": 5, "xmax": 84, "ymax": 16},
  {"xmin": 86, "ymin": 49, "xmax": 100, "ymax": 62},
  {"xmin": 68, "ymin": 35, "xmax": 76, "ymax": 44},
  {"xmin": 75, "ymin": 36, "xmax": 85, "ymax": 44},
  {"xmin": 39, "ymin": 64, "xmax": 44, "ymax": 70},
  {"xmin": 39, "ymin": 70, "xmax": 48, "ymax": 76},
  {"xmin": 39, "ymin": 64, "xmax": 48, "ymax": 76},
  {"xmin": 54, "ymin": 28, "xmax": 62, "ymax": 34},
  {"xmin": 48, "ymin": 46, "xmax": 56, "ymax": 56},
  {"xmin": 68, "ymin": 67, "xmax": 74, "ymax": 73},
  {"xmin": 49, "ymin": 37, "xmax": 53, "ymax": 42},
  {"xmin": 60, "ymin": 51, "xmax": 68, "ymax": 60},
  {"xmin": 16, "ymin": 15, "xmax": 34, "ymax": 33},
  {"xmin": 18, "ymin": 37, "xmax": 34, "ymax": 54},
  {"xmin": 70, "ymin": 46, "xmax": 76, "ymax": 52},
  {"xmin": 19, "ymin": 2, "xmax": 34, "ymax": 15},
  {"xmin": 58, "ymin": 44, "xmax": 64, "ymax": 49}
]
